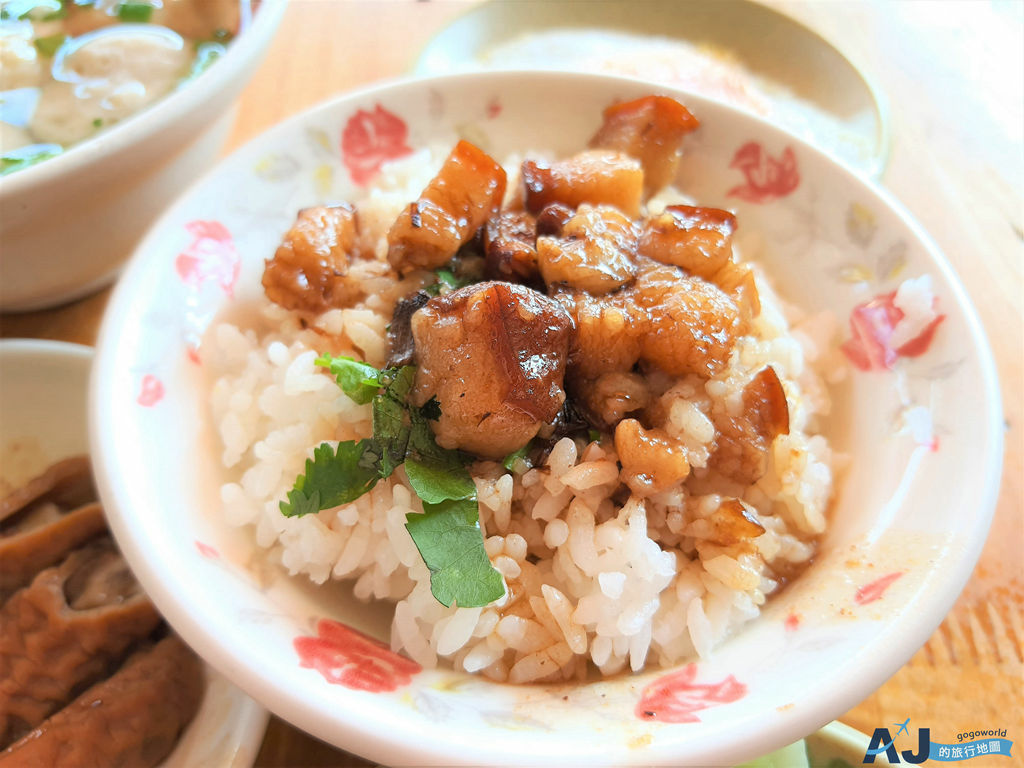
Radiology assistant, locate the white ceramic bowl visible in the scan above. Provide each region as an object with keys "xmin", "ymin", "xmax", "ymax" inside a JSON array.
[
  {"xmin": 90, "ymin": 72, "xmax": 1002, "ymax": 766},
  {"xmin": 0, "ymin": 339, "xmax": 268, "ymax": 767},
  {"xmin": 0, "ymin": 0, "xmax": 285, "ymax": 312}
]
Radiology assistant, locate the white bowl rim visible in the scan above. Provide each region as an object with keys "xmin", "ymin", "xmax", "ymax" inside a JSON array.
[
  {"xmin": 0, "ymin": 0, "xmax": 286, "ymax": 196},
  {"xmin": 90, "ymin": 69, "xmax": 1004, "ymax": 766}
]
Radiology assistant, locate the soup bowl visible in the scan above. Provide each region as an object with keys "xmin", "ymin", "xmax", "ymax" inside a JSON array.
[
  {"xmin": 90, "ymin": 71, "xmax": 1002, "ymax": 766},
  {"xmin": 0, "ymin": 0, "xmax": 285, "ymax": 311}
]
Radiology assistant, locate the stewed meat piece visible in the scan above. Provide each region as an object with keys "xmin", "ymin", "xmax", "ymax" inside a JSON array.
[
  {"xmin": 0, "ymin": 539, "xmax": 161, "ymax": 747},
  {"xmin": 632, "ymin": 263, "xmax": 742, "ymax": 378},
  {"xmin": 536, "ymin": 204, "xmax": 639, "ymax": 295},
  {"xmin": 521, "ymin": 150, "xmax": 643, "ymax": 218},
  {"xmin": 483, "ymin": 211, "xmax": 541, "ymax": 285},
  {"xmin": 708, "ymin": 366, "xmax": 791, "ymax": 484},
  {"xmin": 638, "ymin": 204, "xmax": 737, "ymax": 280},
  {"xmin": 589, "ymin": 95, "xmax": 700, "ymax": 196},
  {"xmin": 0, "ymin": 635, "xmax": 203, "ymax": 768},
  {"xmin": 411, "ymin": 282, "xmax": 573, "ymax": 459},
  {"xmin": 263, "ymin": 204, "xmax": 363, "ymax": 313},
  {"xmin": 552, "ymin": 288, "xmax": 640, "ymax": 381},
  {"xmin": 0, "ymin": 457, "xmax": 102, "ymax": 602},
  {"xmin": 388, "ymin": 140, "xmax": 507, "ymax": 273}
]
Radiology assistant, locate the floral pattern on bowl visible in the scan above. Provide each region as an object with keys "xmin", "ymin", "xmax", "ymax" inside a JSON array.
[{"xmin": 91, "ymin": 72, "xmax": 1002, "ymax": 767}]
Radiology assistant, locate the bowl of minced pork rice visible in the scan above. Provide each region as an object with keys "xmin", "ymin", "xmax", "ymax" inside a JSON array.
[{"xmin": 90, "ymin": 71, "xmax": 1002, "ymax": 767}]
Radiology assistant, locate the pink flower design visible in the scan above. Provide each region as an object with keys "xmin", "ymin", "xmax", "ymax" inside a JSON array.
[
  {"xmin": 855, "ymin": 572, "xmax": 904, "ymax": 605},
  {"xmin": 341, "ymin": 105, "xmax": 413, "ymax": 186},
  {"xmin": 727, "ymin": 142, "xmax": 799, "ymax": 203},
  {"xmin": 195, "ymin": 541, "xmax": 220, "ymax": 559},
  {"xmin": 841, "ymin": 291, "xmax": 945, "ymax": 371},
  {"xmin": 137, "ymin": 374, "xmax": 164, "ymax": 407},
  {"xmin": 636, "ymin": 664, "xmax": 747, "ymax": 723},
  {"xmin": 295, "ymin": 618, "xmax": 421, "ymax": 693},
  {"xmin": 174, "ymin": 220, "xmax": 240, "ymax": 297}
]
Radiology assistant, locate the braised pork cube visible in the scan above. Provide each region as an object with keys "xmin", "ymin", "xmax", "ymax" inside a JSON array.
[
  {"xmin": 633, "ymin": 264, "xmax": 741, "ymax": 378},
  {"xmin": 537, "ymin": 204, "xmax": 639, "ymax": 294},
  {"xmin": 573, "ymin": 371, "xmax": 651, "ymax": 430},
  {"xmin": 535, "ymin": 203, "xmax": 574, "ymax": 236},
  {"xmin": 388, "ymin": 140, "xmax": 507, "ymax": 273},
  {"xmin": 638, "ymin": 205, "xmax": 737, "ymax": 280},
  {"xmin": 615, "ymin": 418, "xmax": 690, "ymax": 494},
  {"xmin": 411, "ymin": 282, "xmax": 573, "ymax": 459},
  {"xmin": 483, "ymin": 211, "xmax": 541, "ymax": 284},
  {"xmin": 589, "ymin": 95, "xmax": 700, "ymax": 196},
  {"xmin": 552, "ymin": 288, "xmax": 641, "ymax": 380},
  {"xmin": 709, "ymin": 366, "xmax": 790, "ymax": 484},
  {"xmin": 521, "ymin": 150, "xmax": 643, "ymax": 218},
  {"xmin": 262, "ymin": 204, "xmax": 361, "ymax": 313}
]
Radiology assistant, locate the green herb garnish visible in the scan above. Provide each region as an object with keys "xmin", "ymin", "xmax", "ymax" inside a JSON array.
[
  {"xmin": 406, "ymin": 497, "xmax": 505, "ymax": 608},
  {"xmin": 0, "ymin": 144, "xmax": 63, "ymax": 176},
  {"xmin": 316, "ymin": 354, "xmax": 382, "ymax": 405},
  {"xmin": 502, "ymin": 442, "xmax": 533, "ymax": 471},
  {"xmin": 280, "ymin": 354, "xmax": 504, "ymax": 608},
  {"xmin": 588, "ymin": 428, "xmax": 601, "ymax": 443},
  {"xmin": 280, "ymin": 440, "xmax": 381, "ymax": 517},
  {"xmin": 92, "ymin": 118, "xmax": 103, "ymax": 129},
  {"xmin": 33, "ymin": 33, "xmax": 66, "ymax": 57},
  {"xmin": 426, "ymin": 264, "xmax": 477, "ymax": 296},
  {"xmin": 185, "ymin": 41, "xmax": 226, "ymax": 82},
  {"xmin": 116, "ymin": 0, "xmax": 154, "ymax": 22}
]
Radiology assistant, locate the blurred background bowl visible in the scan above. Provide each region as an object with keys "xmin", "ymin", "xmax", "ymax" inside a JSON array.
[
  {"xmin": 0, "ymin": 338, "xmax": 269, "ymax": 767},
  {"xmin": 0, "ymin": 0, "xmax": 285, "ymax": 312},
  {"xmin": 90, "ymin": 71, "xmax": 1000, "ymax": 766}
]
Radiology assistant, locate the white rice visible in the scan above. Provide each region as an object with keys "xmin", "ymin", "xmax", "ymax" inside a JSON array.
[{"xmin": 206, "ymin": 150, "xmax": 836, "ymax": 682}]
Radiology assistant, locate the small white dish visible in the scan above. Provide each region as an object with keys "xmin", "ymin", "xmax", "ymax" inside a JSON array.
[
  {"xmin": 90, "ymin": 72, "xmax": 1001, "ymax": 766},
  {"xmin": 0, "ymin": 339, "xmax": 268, "ymax": 767}
]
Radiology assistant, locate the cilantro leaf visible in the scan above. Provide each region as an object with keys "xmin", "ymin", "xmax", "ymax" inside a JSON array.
[
  {"xmin": 405, "ymin": 497, "xmax": 505, "ymax": 608},
  {"xmin": 502, "ymin": 442, "xmax": 533, "ymax": 471},
  {"xmin": 371, "ymin": 365, "xmax": 416, "ymax": 475},
  {"xmin": 280, "ymin": 357, "xmax": 503, "ymax": 609},
  {"xmin": 280, "ymin": 440, "xmax": 380, "ymax": 517},
  {"xmin": 1, "ymin": 145, "xmax": 62, "ymax": 176},
  {"xmin": 34, "ymin": 34, "xmax": 66, "ymax": 57},
  {"xmin": 316, "ymin": 353, "xmax": 381, "ymax": 405},
  {"xmin": 404, "ymin": 415, "xmax": 476, "ymax": 504},
  {"xmin": 185, "ymin": 41, "xmax": 227, "ymax": 82},
  {"xmin": 117, "ymin": 0, "xmax": 154, "ymax": 22}
]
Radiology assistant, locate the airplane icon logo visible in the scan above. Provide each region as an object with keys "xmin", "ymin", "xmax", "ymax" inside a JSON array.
[{"xmin": 894, "ymin": 718, "xmax": 911, "ymax": 737}]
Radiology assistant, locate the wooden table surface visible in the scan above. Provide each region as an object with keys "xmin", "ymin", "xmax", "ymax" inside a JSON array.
[{"xmin": 2, "ymin": 1, "xmax": 1020, "ymax": 764}]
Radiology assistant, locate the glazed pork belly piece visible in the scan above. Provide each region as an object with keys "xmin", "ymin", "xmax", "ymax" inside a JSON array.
[
  {"xmin": 0, "ymin": 635, "xmax": 203, "ymax": 768},
  {"xmin": 0, "ymin": 457, "xmax": 104, "ymax": 602},
  {"xmin": 410, "ymin": 281, "xmax": 573, "ymax": 459},
  {"xmin": 388, "ymin": 140, "xmax": 507, "ymax": 273},
  {"xmin": 0, "ymin": 538, "xmax": 161, "ymax": 747},
  {"xmin": 589, "ymin": 94, "xmax": 700, "ymax": 196},
  {"xmin": 521, "ymin": 150, "xmax": 643, "ymax": 218}
]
